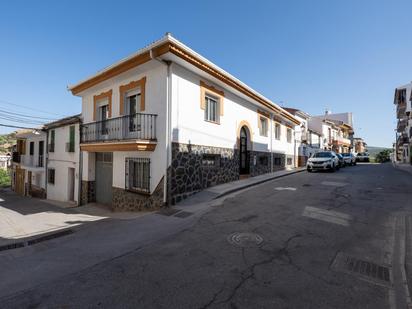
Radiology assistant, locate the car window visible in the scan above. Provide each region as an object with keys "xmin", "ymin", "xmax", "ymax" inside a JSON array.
[{"xmin": 313, "ymin": 152, "xmax": 332, "ymax": 158}]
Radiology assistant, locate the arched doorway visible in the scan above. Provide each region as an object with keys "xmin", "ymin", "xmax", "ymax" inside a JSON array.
[{"xmin": 239, "ymin": 126, "xmax": 250, "ymax": 175}]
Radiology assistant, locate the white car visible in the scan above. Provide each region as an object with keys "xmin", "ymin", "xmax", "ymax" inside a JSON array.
[
  {"xmin": 341, "ymin": 152, "xmax": 357, "ymax": 166},
  {"xmin": 307, "ymin": 151, "xmax": 340, "ymax": 172}
]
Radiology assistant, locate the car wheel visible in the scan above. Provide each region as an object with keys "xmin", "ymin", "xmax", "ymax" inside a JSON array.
[{"xmin": 307, "ymin": 168, "xmax": 312, "ymax": 173}]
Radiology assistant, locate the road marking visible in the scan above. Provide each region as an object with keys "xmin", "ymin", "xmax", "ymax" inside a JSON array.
[
  {"xmin": 274, "ymin": 187, "xmax": 297, "ymax": 191},
  {"xmin": 321, "ymin": 181, "xmax": 348, "ymax": 187},
  {"xmin": 302, "ymin": 206, "xmax": 352, "ymax": 226}
]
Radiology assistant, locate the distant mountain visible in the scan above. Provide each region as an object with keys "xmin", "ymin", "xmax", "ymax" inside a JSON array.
[
  {"xmin": 367, "ymin": 146, "xmax": 391, "ymax": 158},
  {"xmin": 0, "ymin": 132, "xmax": 16, "ymax": 154}
]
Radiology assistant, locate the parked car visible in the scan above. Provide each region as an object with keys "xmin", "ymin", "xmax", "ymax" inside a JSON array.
[
  {"xmin": 307, "ymin": 151, "xmax": 340, "ymax": 172},
  {"xmin": 341, "ymin": 152, "xmax": 357, "ymax": 166},
  {"xmin": 356, "ymin": 152, "xmax": 370, "ymax": 162},
  {"xmin": 336, "ymin": 153, "xmax": 345, "ymax": 168}
]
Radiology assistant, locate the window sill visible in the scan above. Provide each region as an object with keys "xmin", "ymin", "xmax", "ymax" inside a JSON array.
[
  {"xmin": 204, "ymin": 119, "xmax": 220, "ymax": 125},
  {"xmin": 126, "ymin": 188, "xmax": 151, "ymax": 196}
]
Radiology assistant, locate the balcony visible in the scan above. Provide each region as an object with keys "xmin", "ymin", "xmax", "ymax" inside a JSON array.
[
  {"xmin": 397, "ymin": 119, "xmax": 408, "ymax": 132},
  {"xmin": 397, "ymin": 102, "xmax": 407, "ymax": 118},
  {"xmin": 80, "ymin": 113, "xmax": 157, "ymax": 152},
  {"xmin": 19, "ymin": 154, "xmax": 44, "ymax": 169},
  {"xmin": 333, "ymin": 136, "xmax": 351, "ymax": 146}
]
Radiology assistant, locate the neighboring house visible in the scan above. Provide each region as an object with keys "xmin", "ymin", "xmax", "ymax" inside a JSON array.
[
  {"xmin": 0, "ymin": 153, "xmax": 11, "ymax": 170},
  {"xmin": 283, "ymin": 108, "xmax": 315, "ymax": 166},
  {"xmin": 68, "ymin": 33, "xmax": 300, "ymax": 209},
  {"xmin": 309, "ymin": 111, "xmax": 354, "ymax": 153},
  {"xmin": 394, "ymin": 83, "xmax": 412, "ymax": 163},
  {"xmin": 11, "ymin": 129, "xmax": 47, "ymax": 197},
  {"xmin": 44, "ymin": 115, "xmax": 81, "ymax": 205},
  {"xmin": 353, "ymin": 137, "xmax": 367, "ymax": 154}
]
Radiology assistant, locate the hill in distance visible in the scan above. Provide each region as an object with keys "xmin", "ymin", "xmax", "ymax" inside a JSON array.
[{"xmin": 0, "ymin": 132, "xmax": 16, "ymax": 154}]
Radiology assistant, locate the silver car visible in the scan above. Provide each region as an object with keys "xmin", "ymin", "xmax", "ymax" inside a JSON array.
[{"xmin": 307, "ymin": 151, "xmax": 340, "ymax": 172}]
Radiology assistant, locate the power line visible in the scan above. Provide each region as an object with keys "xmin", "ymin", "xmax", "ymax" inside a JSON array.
[
  {"xmin": 0, "ymin": 99, "xmax": 67, "ymax": 117},
  {"xmin": 0, "ymin": 109, "xmax": 57, "ymax": 121},
  {"xmin": 0, "ymin": 123, "xmax": 39, "ymax": 130}
]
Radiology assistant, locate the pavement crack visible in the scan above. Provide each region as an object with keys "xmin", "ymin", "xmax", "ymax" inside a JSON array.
[{"xmin": 198, "ymin": 286, "xmax": 225, "ymax": 309}]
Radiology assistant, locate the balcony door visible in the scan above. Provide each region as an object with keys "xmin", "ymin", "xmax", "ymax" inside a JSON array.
[
  {"xmin": 99, "ymin": 104, "xmax": 109, "ymax": 136},
  {"xmin": 126, "ymin": 90, "xmax": 142, "ymax": 136}
]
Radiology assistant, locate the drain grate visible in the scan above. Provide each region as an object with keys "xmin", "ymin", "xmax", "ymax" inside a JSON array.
[
  {"xmin": 228, "ymin": 232, "xmax": 264, "ymax": 248},
  {"xmin": 0, "ymin": 242, "xmax": 25, "ymax": 252},
  {"xmin": 27, "ymin": 229, "xmax": 73, "ymax": 246},
  {"xmin": 174, "ymin": 211, "xmax": 193, "ymax": 218},
  {"xmin": 331, "ymin": 252, "xmax": 391, "ymax": 284}
]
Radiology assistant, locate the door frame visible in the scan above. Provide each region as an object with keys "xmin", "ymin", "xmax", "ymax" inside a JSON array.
[{"xmin": 239, "ymin": 125, "xmax": 251, "ymax": 175}]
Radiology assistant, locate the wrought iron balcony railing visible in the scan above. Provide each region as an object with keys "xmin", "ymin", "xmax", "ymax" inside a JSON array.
[{"xmin": 81, "ymin": 113, "xmax": 157, "ymax": 143}]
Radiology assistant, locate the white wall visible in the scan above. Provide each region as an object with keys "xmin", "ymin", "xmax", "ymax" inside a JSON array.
[
  {"xmin": 47, "ymin": 123, "xmax": 80, "ymax": 203},
  {"xmin": 171, "ymin": 64, "xmax": 295, "ymax": 156},
  {"xmin": 19, "ymin": 132, "xmax": 47, "ymax": 190},
  {"xmin": 80, "ymin": 60, "xmax": 167, "ymax": 193}
]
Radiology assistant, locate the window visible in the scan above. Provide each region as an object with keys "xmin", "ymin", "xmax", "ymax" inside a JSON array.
[
  {"xmin": 67, "ymin": 126, "xmax": 75, "ymax": 152},
  {"xmin": 38, "ymin": 141, "xmax": 44, "ymax": 167},
  {"xmin": 127, "ymin": 91, "xmax": 142, "ymax": 132},
  {"xmin": 274, "ymin": 157, "xmax": 282, "ymax": 166},
  {"xmin": 48, "ymin": 168, "xmax": 55, "ymax": 184},
  {"xmin": 29, "ymin": 142, "xmax": 34, "ymax": 156},
  {"xmin": 202, "ymin": 154, "xmax": 221, "ymax": 167},
  {"xmin": 49, "ymin": 130, "xmax": 55, "ymax": 152},
  {"xmin": 287, "ymin": 158, "xmax": 293, "ymax": 165},
  {"xmin": 204, "ymin": 95, "xmax": 220, "ymax": 123},
  {"xmin": 126, "ymin": 158, "xmax": 150, "ymax": 193},
  {"xmin": 274, "ymin": 123, "xmax": 281, "ymax": 140},
  {"xmin": 259, "ymin": 116, "xmax": 268, "ymax": 136},
  {"xmin": 287, "ymin": 128, "xmax": 292, "ymax": 143}
]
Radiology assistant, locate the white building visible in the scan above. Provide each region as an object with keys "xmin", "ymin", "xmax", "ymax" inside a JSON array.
[
  {"xmin": 44, "ymin": 115, "xmax": 81, "ymax": 205},
  {"xmin": 0, "ymin": 154, "xmax": 11, "ymax": 170},
  {"xmin": 68, "ymin": 34, "xmax": 301, "ymax": 209},
  {"xmin": 309, "ymin": 112, "xmax": 354, "ymax": 153},
  {"xmin": 11, "ymin": 129, "xmax": 47, "ymax": 197},
  {"xmin": 394, "ymin": 83, "xmax": 412, "ymax": 163},
  {"xmin": 283, "ymin": 108, "xmax": 323, "ymax": 166}
]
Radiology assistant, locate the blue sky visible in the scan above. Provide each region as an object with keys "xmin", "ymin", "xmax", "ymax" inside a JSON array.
[{"xmin": 1, "ymin": 0, "xmax": 411, "ymax": 147}]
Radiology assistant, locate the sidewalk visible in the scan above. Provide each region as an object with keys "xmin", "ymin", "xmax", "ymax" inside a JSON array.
[
  {"xmin": 393, "ymin": 161, "xmax": 412, "ymax": 176},
  {"xmin": 176, "ymin": 167, "xmax": 306, "ymax": 208}
]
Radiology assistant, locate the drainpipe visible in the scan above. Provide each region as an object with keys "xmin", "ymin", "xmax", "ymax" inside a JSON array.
[
  {"xmin": 45, "ymin": 130, "xmax": 49, "ymax": 198},
  {"xmin": 270, "ymin": 113, "xmax": 273, "ymax": 173},
  {"xmin": 78, "ymin": 122, "xmax": 83, "ymax": 206},
  {"xmin": 150, "ymin": 49, "xmax": 172, "ymax": 206}
]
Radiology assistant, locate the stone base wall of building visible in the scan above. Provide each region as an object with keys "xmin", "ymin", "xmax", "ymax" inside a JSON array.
[
  {"xmin": 112, "ymin": 177, "xmax": 164, "ymax": 211},
  {"xmin": 169, "ymin": 142, "xmax": 287, "ymax": 205},
  {"xmin": 169, "ymin": 142, "xmax": 239, "ymax": 204},
  {"xmin": 80, "ymin": 180, "xmax": 95, "ymax": 205}
]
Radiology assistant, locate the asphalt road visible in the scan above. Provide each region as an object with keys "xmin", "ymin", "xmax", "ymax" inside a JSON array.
[{"xmin": 2, "ymin": 163, "xmax": 412, "ymax": 309}]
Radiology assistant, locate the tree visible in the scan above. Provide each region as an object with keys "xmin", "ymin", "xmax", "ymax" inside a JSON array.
[{"xmin": 375, "ymin": 149, "xmax": 392, "ymax": 163}]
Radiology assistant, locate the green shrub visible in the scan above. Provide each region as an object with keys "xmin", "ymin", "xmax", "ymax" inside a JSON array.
[
  {"xmin": 375, "ymin": 149, "xmax": 392, "ymax": 163},
  {"xmin": 0, "ymin": 169, "xmax": 10, "ymax": 187}
]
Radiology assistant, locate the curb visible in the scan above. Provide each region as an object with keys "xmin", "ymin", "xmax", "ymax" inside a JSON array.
[{"xmin": 214, "ymin": 168, "xmax": 305, "ymax": 200}]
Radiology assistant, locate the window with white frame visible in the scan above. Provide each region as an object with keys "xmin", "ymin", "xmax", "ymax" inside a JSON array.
[
  {"xmin": 204, "ymin": 95, "xmax": 220, "ymax": 123},
  {"xmin": 287, "ymin": 128, "xmax": 292, "ymax": 143},
  {"xmin": 125, "ymin": 158, "xmax": 150, "ymax": 193},
  {"xmin": 259, "ymin": 116, "xmax": 268, "ymax": 136},
  {"xmin": 274, "ymin": 123, "xmax": 281, "ymax": 140}
]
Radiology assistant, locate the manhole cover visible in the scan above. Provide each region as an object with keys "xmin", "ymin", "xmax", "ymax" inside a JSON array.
[
  {"xmin": 227, "ymin": 232, "xmax": 264, "ymax": 248},
  {"xmin": 331, "ymin": 252, "xmax": 391, "ymax": 285}
]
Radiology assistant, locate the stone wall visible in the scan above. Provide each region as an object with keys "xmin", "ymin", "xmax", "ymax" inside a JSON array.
[
  {"xmin": 170, "ymin": 142, "xmax": 239, "ymax": 204},
  {"xmin": 112, "ymin": 177, "xmax": 164, "ymax": 211},
  {"xmin": 169, "ymin": 142, "xmax": 287, "ymax": 204},
  {"xmin": 80, "ymin": 180, "xmax": 95, "ymax": 205}
]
